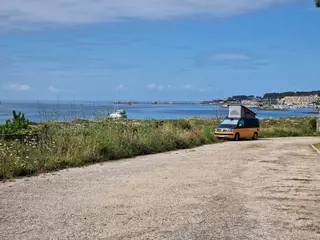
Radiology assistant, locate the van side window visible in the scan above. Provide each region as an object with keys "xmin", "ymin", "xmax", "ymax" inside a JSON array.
[
  {"xmin": 246, "ymin": 119, "xmax": 253, "ymax": 128},
  {"xmin": 244, "ymin": 119, "xmax": 259, "ymax": 128},
  {"xmin": 250, "ymin": 119, "xmax": 259, "ymax": 128},
  {"xmin": 238, "ymin": 119, "xmax": 245, "ymax": 127},
  {"xmin": 244, "ymin": 119, "xmax": 251, "ymax": 128}
]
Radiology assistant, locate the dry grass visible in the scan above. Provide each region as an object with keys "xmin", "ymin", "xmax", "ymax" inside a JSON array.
[
  {"xmin": 0, "ymin": 118, "xmax": 220, "ymax": 179},
  {"xmin": 0, "ymin": 117, "xmax": 319, "ymax": 179},
  {"xmin": 259, "ymin": 117, "xmax": 319, "ymax": 138}
]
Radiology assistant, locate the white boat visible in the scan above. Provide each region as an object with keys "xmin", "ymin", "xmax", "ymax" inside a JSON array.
[
  {"xmin": 109, "ymin": 109, "xmax": 127, "ymax": 119},
  {"xmin": 108, "ymin": 88, "xmax": 128, "ymax": 119}
]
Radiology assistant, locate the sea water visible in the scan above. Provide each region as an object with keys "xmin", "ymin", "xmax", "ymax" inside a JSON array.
[{"xmin": 0, "ymin": 100, "xmax": 318, "ymax": 123}]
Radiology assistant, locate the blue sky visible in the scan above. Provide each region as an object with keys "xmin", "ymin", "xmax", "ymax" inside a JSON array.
[{"xmin": 0, "ymin": 0, "xmax": 319, "ymax": 101}]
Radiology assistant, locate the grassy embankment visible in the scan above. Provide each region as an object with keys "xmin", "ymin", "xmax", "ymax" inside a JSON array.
[{"xmin": 0, "ymin": 116, "xmax": 319, "ymax": 179}]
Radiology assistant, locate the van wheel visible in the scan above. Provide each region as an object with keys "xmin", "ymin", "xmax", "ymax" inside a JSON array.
[
  {"xmin": 234, "ymin": 133, "xmax": 240, "ymax": 141},
  {"xmin": 252, "ymin": 132, "xmax": 258, "ymax": 140}
]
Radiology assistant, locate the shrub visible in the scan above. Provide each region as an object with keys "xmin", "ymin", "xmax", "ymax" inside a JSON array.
[
  {"xmin": 0, "ymin": 110, "xmax": 30, "ymax": 134},
  {"xmin": 171, "ymin": 119, "xmax": 192, "ymax": 130},
  {"xmin": 309, "ymin": 117, "xmax": 317, "ymax": 131}
]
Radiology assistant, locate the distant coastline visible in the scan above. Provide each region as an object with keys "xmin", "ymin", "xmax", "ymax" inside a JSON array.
[
  {"xmin": 113, "ymin": 101, "xmax": 319, "ymax": 111},
  {"xmin": 305, "ymin": 111, "xmax": 320, "ymax": 115},
  {"xmin": 113, "ymin": 90, "xmax": 320, "ymax": 111},
  {"xmin": 114, "ymin": 101, "xmax": 207, "ymax": 105}
]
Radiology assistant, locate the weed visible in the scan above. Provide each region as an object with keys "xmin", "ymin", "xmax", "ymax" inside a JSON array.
[
  {"xmin": 0, "ymin": 110, "xmax": 30, "ymax": 134},
  {"xmin": 0, "ymin": 116, "xmax": 319, "ymax": 179}
]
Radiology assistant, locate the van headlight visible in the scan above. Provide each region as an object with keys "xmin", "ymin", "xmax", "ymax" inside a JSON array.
[{"xmin": 226, "ymin": 128, "xmax": 233, "ymax": 132}]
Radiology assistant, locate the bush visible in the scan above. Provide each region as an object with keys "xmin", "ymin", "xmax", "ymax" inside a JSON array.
[
  {"xmin": 309, "ymin": 117, "xmax": 317, "ymax": 131},
  {"xmin": 171, "ymin": 119, "xmax": 192, "ymax": 130},
  {"xmin": 0, "ymin": 110, "xmax": 30, "ymax": 134}
]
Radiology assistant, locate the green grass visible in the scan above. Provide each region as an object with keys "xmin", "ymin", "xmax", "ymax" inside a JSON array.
[
  {"xmin": 259, "ymin": 117, "xmax": 319, "ymax": 138},
  {"xmin": 0, "ymin": 117, "xmax": 319, "ymax": 179},
  {"xmin": 315, "ymin": 143, "xmax": 320, "ymax": 150}
]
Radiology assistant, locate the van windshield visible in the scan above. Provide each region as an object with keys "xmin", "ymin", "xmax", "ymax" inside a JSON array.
[
  {"xmin": 218, "ymin": 119, "xmax": 239, "ymax": 129},
  {"xmin": 221, "ymin": 119, "xmax": 239, "ymax": 125}
]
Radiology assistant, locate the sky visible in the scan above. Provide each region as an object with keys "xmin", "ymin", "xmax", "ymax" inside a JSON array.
[{"xmin": 0, "ymin": 0, "xmax": 319, "ymax": 101}]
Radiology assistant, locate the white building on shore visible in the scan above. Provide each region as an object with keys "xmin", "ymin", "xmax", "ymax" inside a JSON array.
[{"xmin": 280, "ymin": 94, "xmax": 319, "ymax": 106}]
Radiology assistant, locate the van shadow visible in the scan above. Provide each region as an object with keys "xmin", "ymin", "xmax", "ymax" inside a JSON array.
[{"xmin": 220, "ymin": 138, "xmax": 272, "ymax": 142}]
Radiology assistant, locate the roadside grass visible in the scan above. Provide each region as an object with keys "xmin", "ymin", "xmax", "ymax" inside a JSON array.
[
  {"xmin": 315, "ymin": 143, "xmax": 320, "ymax": 150},
  {"xmin": 259, "ymin": 117, "xmax": 319, "ymax": 138},
  {"xmin": 0, "ymin": 118, "xmax": 221, "ymax": 179},
  {"xmin": 0, "ymin": 117, "xmax": 319, "ymax": 179}
]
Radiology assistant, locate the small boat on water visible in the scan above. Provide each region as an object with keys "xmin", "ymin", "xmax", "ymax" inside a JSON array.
[
  {"xmin": 109, "ymin": 109, "xmax": 127, "ymax": 119},
  {"xmin": 108, "ymin": 88, "xmax": 128, "ymax": 119}
]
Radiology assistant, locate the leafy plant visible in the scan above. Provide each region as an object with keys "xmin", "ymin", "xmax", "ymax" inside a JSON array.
[
  {"xmin": 309, "ymin": 117, "xmax": 317, "ymax": 131},
  {"xmin": 0, "ymin": 110, "xmax": 30, "ymax": 134}
]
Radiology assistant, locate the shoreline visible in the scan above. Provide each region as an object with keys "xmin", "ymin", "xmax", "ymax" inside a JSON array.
[
  {"xmin": 0, "ymin": 101, "xmax": 318, "ymax": 125},
  {"xmin": 0, "ymin": 114, "xmax": 319, "ymax": 125},
  {"xmin": 304, "ymin": 111, "xmax": 320, "ymax": 114}
]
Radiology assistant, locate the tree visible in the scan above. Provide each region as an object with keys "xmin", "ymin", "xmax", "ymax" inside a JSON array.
[{"xmin": 316, "ymin": 0, "xmax": 320, "ymax": 8}]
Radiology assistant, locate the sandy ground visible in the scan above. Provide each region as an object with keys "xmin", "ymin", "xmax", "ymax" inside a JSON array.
[{"xmin": 0, "ymin": 137, "xmax": 319, "ymax": 240}]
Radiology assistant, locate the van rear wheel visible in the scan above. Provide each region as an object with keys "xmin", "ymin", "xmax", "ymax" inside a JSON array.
[
  {"xmin": 234, "ymin": 133, "xmax": 240, "ymax": 141},
  {"xmin": 252, "ymin": 132, "xmax": 258, "ymax": 140}
]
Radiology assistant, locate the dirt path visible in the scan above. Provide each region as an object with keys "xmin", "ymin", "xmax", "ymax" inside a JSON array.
[{"xmin": 1, "ymin": 137, "xmax": 319, "ymax": 240}]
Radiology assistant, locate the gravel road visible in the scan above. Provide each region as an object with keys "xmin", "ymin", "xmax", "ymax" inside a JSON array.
[{"xmin": 1, "ymin": 137, "xmax": 319, "ymax": 240}]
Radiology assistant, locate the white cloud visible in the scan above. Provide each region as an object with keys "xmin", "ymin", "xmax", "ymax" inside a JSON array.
[
  {"xmin": 117, "ymin": 84, "xmax": 123, "ymax": 90},
  {"xmin": 183, "ymin": 84, "xmax": 195, "ymax": 90},
  {"xmin": 6, "ymin": 83, "xmax": 31, "ymax": 91},
  {"xmin": 157, "ymin": 85, "xmax": 164, "ymax": 91},
  {"xmin": 183, "ymin": 84, "xmax": 215, "ymax": 92},
  {"xmin": 199, "ymin": 86, "xmax": 214, "ymax": 92},
  {"xmin": 148, "ymin": 83, "xmax": 162, "ymax": 90},
  {"xmin": 193, "ymin": 51, "xmax": 265, "ymax": 69},
  {"xmin": 0, "ymin": 0, "xmax": 297, "ymax": 29},
  {"xmin": 49, "ymin": 86, "xmax": 62, "ymax": 93},
  {"xmin": 147, "ymin": 83, "xmax": 171, "ymax": 91},
  {"xmin": 147, "ymin": 83, "xmax": 157, "ymax": 89},
  {"xmin": 211, "ymin": 53, "xmax": 250, "ymax": 61}
]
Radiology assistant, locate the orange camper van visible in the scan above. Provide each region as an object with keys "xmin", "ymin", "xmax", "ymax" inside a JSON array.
[{"xmin": 215, "ymin": 105, "xmax": 260, "ymax": 141}]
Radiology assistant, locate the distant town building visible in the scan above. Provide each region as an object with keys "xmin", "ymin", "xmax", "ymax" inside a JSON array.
[{"xmin": 280, "ymin": 94, "xmax": 319, "ymax": 105}]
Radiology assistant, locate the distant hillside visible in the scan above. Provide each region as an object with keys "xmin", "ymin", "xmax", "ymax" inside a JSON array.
[
  {"xmin": 226, "ymin": 95, "xmax": 262, "ymax": 101},
  {"xmin": 263, "ymin": 91, "xmax": 320, "ymax": 99}
]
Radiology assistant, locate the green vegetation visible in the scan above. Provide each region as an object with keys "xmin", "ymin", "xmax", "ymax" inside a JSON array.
[
  {"xmin": 0, "ymin": 115, "xmax": 319, "ymax": 179},
  {"xmin": 315, "ymin": 143, "xmax": 320, "ymax": 150},
  {"xmin": 259, "ymin": 117, "xmax": 319, "ymax": 138},
  {"xmin": 0, "ymin": 110, "xmax": 30, "ymax": 134},
  {"xmin": 226, "ymin": 95, "xmax": 262, "ymax": 101},
  {"xmin": 316, "ymin": 0, "xmax": 320, "ymax": 8},
  {"xmin": 0, "ymin": 118, "xmax": 220, "ymax": 179}
]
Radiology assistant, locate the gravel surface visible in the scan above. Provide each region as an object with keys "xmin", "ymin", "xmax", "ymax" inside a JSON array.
[{"xmin": 1, "ymin": 137, "xmax": 320, "ymax": 240}]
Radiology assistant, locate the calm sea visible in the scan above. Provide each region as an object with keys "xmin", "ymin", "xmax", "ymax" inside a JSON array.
[{"xmin": 0, "ymin": 100, "xmax": 318, "ymax": 123}]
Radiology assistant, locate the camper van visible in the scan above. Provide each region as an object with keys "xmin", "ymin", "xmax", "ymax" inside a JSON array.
[{"xmin": 215, "ymin": 105, "xmax": 260, "ymax": 141}]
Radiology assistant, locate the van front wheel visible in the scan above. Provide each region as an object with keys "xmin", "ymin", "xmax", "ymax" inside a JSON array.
[
  {"xmin": 234, "ymin": 133, "xmax": 240, "ymax": 141},
  {"xmin": 252, "ymin": 132, "xmax": 258, "ymax": 140}
]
